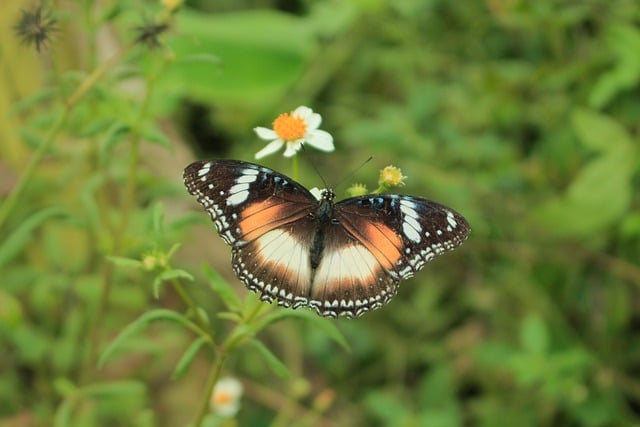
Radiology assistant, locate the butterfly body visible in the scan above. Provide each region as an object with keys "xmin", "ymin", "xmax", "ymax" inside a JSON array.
[{"xmin": 183, "ymin": 160, "xmax": 470, "ymax": 318}]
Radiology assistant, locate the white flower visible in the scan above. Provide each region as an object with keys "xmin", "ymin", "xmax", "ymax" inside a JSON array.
[
  {"xmin": 254, "ymin": 106, "xmax": 334, "ymax": 159},
  {"xmin": 210, "ymin": 377, "xmax": 243, "ymax": 417}
]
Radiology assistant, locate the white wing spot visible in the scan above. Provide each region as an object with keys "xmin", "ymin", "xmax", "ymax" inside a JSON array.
[
  {"xmin": 446, "ymin": 210, "xmax": 458, "ymax": 228},
  {"xmin": 400, "ymin": 200, "xmax": 422, "ymax": 243},
  {"xmin": 236, "ymin": 174, "xmax": 257, "ymax": 184}
]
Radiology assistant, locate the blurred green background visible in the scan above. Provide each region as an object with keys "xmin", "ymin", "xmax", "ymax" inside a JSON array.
[{"xmin": 1, "ymin": 0, "xmax": 639, "ymax": 426}]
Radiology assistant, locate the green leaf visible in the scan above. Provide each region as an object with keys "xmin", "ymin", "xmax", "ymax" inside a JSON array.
[
  {"xmin": 141, "ymin": 125, "xmax": 173, "ymax": 150},
  {"xmin": 53, "ymin": 398, "xmax": 74, "ymax": 427},
  {"xmin": 520, "ymin": 313, "xmax": 549, "ymax": 355},
  {"xmin": 162, "ymin": 9, "xmax": 315, "ymax": 105},
  {"xmin": 179, "ymin": 53, "xmax": 223, "ymax": 66},
  {"xmin": 79, "ymin": 118, "xmax": 113, "ymax": 138},
  {"xmin": 99, "ymin": 309, "xmax": 203, "ymax": 368},
  {"xmin": 224, "ymin": 324, "xmax": 255, "ymax": 350},
  {"xmin": 9, "ymin": 87, "xmax": 57, "ymax": 115},
  {"xmin": 0, "ymin": 207, "xmax": 67, "ymax": 269},
  {"xmin": 152, "ymin": 202, "xmax": 165, "ymax": 238},
  {"xmin": 589, "ymin": 25, "xmax": 640, "ymax": 108},
  {"xmin": 81, "ymin": 380, "xmax": 146, "ymax": 398},
  {"xmin": 107, "ymin": 256, "xmax": 145, "ymax": 270},
  {"xmin": 249, "ymin": 339, "xmax": 291, "ymax": 378},
  {"xmin": 254, "ymin": 309, "xmax": 350, "ymax": 352},
  {"xmin": 153, "ymin": 269, "xmax": 194, "ymax": 297},
  {"xmin": 195, "ymin": 307, "xmax": 210, "ymax": 326},
  {"xmin": 217, "ymin": 311, "xmax": 243, "ymax": 322},
  {"xmin": 363, "ymin": 391, "xmax": 409, "ymax": 425},
  {"xmin": 166, "ymin": 242, "xmax": 182, "ymax": 260},
  {"xmin": 531, "ymin": 145, "xmax": 635, "ymax": 237},
  {"xmin": 571, "ymin": 109, "xmax": 632, "ymax": 153},
  {"xmin": 158, "ymin": 268, "xmax": 194, "ymax": 282},
  {"xmin": 172, "ymin": 336, "xmax": 208, "ymax": 379},
  {"xmin": 204, "ymin": 265, "xmax": 242, "ymax": 311},
  {"xmin": 101, "ymin": 122, "xmax": 130, "ymax": 155}
]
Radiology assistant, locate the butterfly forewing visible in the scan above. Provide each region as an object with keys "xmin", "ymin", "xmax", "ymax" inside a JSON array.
[
  {"xmin": 183, "ymin": 160, "xmax": 317, "ymax": 247},
  {"xmin": 183, "ymin": 159, "xmax": 470, "ymax": 318}
]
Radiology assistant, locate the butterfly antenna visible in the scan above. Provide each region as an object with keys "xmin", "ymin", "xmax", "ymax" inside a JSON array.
[
  {"xmin": 300, "ymin": 146, "xmax": 372, "ymax": 191},
  {"xmin": 334, "ymin": 156, "xmax": 373, "ymax": 190},
  {"xmin": 299, "ymin": 145, "xmax": 329, "ymax": 189}
]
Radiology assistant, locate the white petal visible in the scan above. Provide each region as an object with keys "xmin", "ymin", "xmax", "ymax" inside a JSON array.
[
  {"xmin": 254, "ymin": 139, "xmax": 283, "ymax": 159},
  {"xmin": 305, "ymin": 129, "xmax": 334, "ymax": 152},
  {"xmin": 293, "ymin": 106, "xmax": 312, "ymax": 119},
  {"xmin": 305, "ymin": 112, "xmax": 322, "ymax": 131},
  {"xmin": 254, "ymin": 127, "xmax": 278, "ymax": 140},
  {"xmin": 216, "ymin": 378, "xmax": 243, "ymax": 398},
  {"xmin": 283, "ymin": 141, "xmax": 302, "ymax": 157},
  {"xmin": 215, "ymin": 402, "xmax": 240, "ymax": 417}
]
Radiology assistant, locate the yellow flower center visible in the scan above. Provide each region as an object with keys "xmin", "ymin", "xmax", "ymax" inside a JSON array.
[
  {"xmin": 273, "ymin": 112, "xmax": 307, "ymax": 141},
  {"xmin": 214, "ymin": 391, "xmax": 233, "ymax": 405}
]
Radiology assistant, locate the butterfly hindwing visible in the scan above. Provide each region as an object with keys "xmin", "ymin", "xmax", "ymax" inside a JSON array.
[
  {"xmin": 232, "ymin": 216, "xmax": 316, "ymax": 309},
  {"xmin": 309, "ymin": 223, "xmax": 399, "ymax": 317}
]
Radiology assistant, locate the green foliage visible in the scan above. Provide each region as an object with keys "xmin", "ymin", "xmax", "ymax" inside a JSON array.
[{"xmin": 1, "ymin": 0, "xmax": 640, "ymax": 426}]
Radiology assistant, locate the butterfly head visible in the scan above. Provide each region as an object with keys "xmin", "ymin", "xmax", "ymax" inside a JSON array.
[
  {"xmin": 320, "ymin": 188, "xmax": 336, "ymax": 203},
  {"xmin": 310, "ymin": 187, "xmax": 336, "ymax": 203}
]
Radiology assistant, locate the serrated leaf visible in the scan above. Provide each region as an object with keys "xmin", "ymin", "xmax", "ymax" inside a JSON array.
[
  {"xmin": 99, "ymin": 309, "xmax": 202, "ymax": 368},
  {"xmin": 107, "ymin": 256, "xmax": 145, "ymax": 270},
  {"xmin": 250, "ymin": 339, "xmax": 290, "ymax": 378},
  {"xmin": 204, "ymin": 265, "xmax": 242, "ymax": 311},
  {"xmin": 172, "ymin": 337, "xmax": 209, "ymax": 379},
  {"xmin": 254, "ymin": 309, "xmax": 350, "ymax": 352},
  {"xmin": 0, "ymin": 207, "xmax": 67, "ymax": 269}
]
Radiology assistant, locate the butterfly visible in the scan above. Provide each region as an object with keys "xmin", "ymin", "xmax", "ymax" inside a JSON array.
[{"xmin": 183, "ymin": 159, "xmax": 470, "ymax": 318}]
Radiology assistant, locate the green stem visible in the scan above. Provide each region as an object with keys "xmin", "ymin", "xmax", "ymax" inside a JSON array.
[
  {"xmin": 0, "ymin": 109, "xmax": 68, "ymax": 230},
  {"xmin": 292, "ymin": 155, "xmax": 299, "ymax": 181},
  {"xmin": 193, "ymin": 353, "xmax": 227, "ymax": 427},
  {"xmin": 171, "ymin": 278, "xmax": 214, "ymax": 341},
  {"xmin": 83, "ymin": 46, "xmax": 157, "ymax": 380},
  {"xmin": 0, "ymin": 44, "xmax": 134, "ymax": 233}
]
